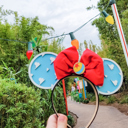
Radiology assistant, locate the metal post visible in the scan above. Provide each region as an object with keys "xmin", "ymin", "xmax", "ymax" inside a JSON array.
[{"xmin": 83, "ymin": 79, "xmax": 87, "ymax": 99}]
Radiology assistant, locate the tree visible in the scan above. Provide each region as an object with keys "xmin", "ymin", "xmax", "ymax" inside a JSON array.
[
  {"xmin": 88, "ymin": 0, "xmax": 128, "ymax": 87},
  {"xmin": 83, "ymin": 40, "xmax": 105, "ymax": 56},
  {"xmin": 0, "ymin": 6, "xmax": 54, "ymax": 68},
  {"xmin": 0, "ymin": 6, "xmax": 65, "ymax": 84}
]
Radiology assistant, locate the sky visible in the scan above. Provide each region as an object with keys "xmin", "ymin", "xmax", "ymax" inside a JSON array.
[{"xmin": 1, "ymin": 0, "xmax": 101, "ymax": 49}]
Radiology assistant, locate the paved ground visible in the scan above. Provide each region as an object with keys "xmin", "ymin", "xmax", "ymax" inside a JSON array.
[{"xmin": 67, "ymin": 97, "xmax": 128, "ymax": 128}]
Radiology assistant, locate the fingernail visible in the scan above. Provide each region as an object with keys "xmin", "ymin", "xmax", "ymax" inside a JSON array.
[{"xmin": 58, "ymin": 115, "xmax": 67, "ymax": 122}]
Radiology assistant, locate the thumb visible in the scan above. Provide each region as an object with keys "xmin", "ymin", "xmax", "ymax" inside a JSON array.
[{"xmin": 57, "ymin": 114, "xmax": 67, "ymax": 128}]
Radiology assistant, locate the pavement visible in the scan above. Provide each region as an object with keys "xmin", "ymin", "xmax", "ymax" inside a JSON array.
[{"xmin": 67, "ymin": 97, "xmax": 128, "ymax": 128}]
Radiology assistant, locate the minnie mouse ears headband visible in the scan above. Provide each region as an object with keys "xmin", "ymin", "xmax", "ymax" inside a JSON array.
[
  {"xmin": 28, "ymin": 44, "xmax": 123, "ymax": 95},
  {"xmin": 28, "ymin": 30, "xmax": 123, "ymax": 95}
]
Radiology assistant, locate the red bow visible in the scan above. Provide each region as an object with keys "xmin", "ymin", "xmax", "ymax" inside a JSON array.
[{"xmin": 54, "ymin": 46, "xmax": 104, "ymax": 86}]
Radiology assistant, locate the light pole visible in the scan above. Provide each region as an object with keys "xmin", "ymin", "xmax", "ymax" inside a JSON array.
[{"xmin": 109, "ymin": 0, "xmax": 128, "ymax": 66}]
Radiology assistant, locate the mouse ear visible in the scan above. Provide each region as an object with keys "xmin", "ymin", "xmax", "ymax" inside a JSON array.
[
  {"xmin": 96, "ymin": 58, "xmax": 123, "ymax": 95},
  {"xmin": 28, "ymin": 52, "xmax": 58, "ymax": 90}
]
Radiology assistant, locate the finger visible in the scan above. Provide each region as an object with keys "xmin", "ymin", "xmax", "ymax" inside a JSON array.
[
  {"xmin": 57, "ymin": 114, "xmax": 67, "ymax": 128},
  {"xmin": 46, "ymin": 114, "xmax": 57, "ymax": 128}
]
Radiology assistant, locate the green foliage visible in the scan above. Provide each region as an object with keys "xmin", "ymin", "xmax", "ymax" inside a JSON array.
[
  {"xmin": 87, "ymin": 94, "xmax": 106, "ymax": 103},
  {"xmin": 1, "ymin": 60, "xmax": 22, "ymax": 80},
  {"xmin": 31, "ymin": 35, "xmax": 48, "ymax": 56},
  {"xmin": 89, "ymin": 0, "xmax": 128, "ymax": 90},
  {"xmin": 78, "ymin": 43, "xmax": 83, "ymax": 56},
  {"xmin": 71, "ymin": 91, "xmax": 78, "ymax": 100},
  {"xmin": 99, "ymin": 94, "xmax": 106, "ymax": 102},
  {"xmin": 0, "ymin": 6, "xmax": 65, "ymax": 85},
  {"xmin": 120, "ymin": 96, "xmax": 128, "ymax": 104},
  {"xmin": 86, "ymin": 93, "xmax": 96, "ymax": 102},
  {"xmin": 89, "ymin": 95, "xmax": 96, "ymax": 102},
  {"xmin": 67, "ymin": 114, "xmax": 75, "ymax": 127},
  {"xmin": 71, "ymin": 91, "xmax": 89, "ymax": 103},
  {"xmin": 47, "ymin": 39, "xmax": 65, "ymax": 54},
  {"xmin": 106, "ymin": 95, "xmax": 117, "ymax": 104},
  {"xmin": 0, "ymin": 65, "xmax": 3, "ymax": 76},
  {"xmin": 0, "ymin": 78, "xmax": 45, "ymax": 128},
  {"xmin": 122, "ymin": 9, "xmax": 128, "ymax": 48},
  {"xmin": 82, "ymin": 40, "xmax": 107, "ymax": 58},
  {"xmin": 0, "ymin": 6, "xmax": 53, "ymax": 72},
  {"xmin": 52, "ymin": 86, "xmax": 66, "ymax": 114},
  {"xmin": 0, "ymin": 78, "xmax": 66, "ymax": 127},
  {"xmin": 0, "ymin": 5, "xmax": 68, "ymax": 128}
]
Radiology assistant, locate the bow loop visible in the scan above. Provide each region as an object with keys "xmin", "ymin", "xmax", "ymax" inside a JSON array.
[
  {"xmin": 54, "ymin": 46, "xmax": 79, "ymax": 79},
  {"xmin": 80, "ymin": 49, "xmax": 104, "ymax": 86}
]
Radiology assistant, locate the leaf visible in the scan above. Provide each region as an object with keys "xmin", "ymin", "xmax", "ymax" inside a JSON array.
[
  {"xmin": 44, "ymin": 45, "xmax": 48, "ymax": 52},
  {"xmin": 37, "ymin": 35, "xmax": 42, "ymax": 46},
  {"xmin": 14, "ymin": 70, "xmax": 22, "ymax": 76},
  {"xmin": 2, "ymin": 60, "xmax": 9, "ymax": 71},
  {"xmin": 28, "ymin": 53, "xmax": 34, "ymax": 64},
  {"xmin": 0, "ymin": 104, "xmax": 6, "ymax": 110},
  {"xmin": 32, "ymin": 37, "xmax": 37, "ymax": 48},
  {"xmin": 10, "ymin": 67, "xmax": 16, "ymax": 71},
  {"xmin": 32, "ymin": 37, "xmax": 37, "ymax": 47}
]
